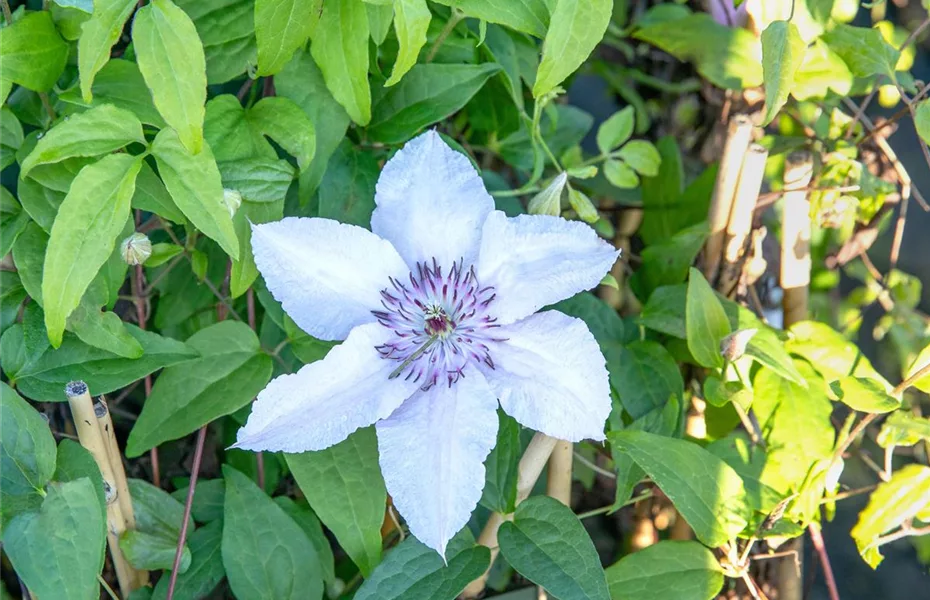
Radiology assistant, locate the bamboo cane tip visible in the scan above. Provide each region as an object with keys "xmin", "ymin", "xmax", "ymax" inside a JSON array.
[
  {"xmin": 93, "ymin": 400, "xmax": 108, "ymax": 418},
  {"xmin": 65, "ymin": 380, "xmax": 88, "ymax": 398}
]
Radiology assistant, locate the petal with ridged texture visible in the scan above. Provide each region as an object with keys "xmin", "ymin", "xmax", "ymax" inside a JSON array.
[
  {"xmin": 371, "ymin": 130, "xmax": 494, "ymax": 268},
  {"xmin": 483, "ymin": 310, "xmax": 611, "ymax": 442},
  {"xmin": 476, "ymin": 211, "xmax": 619, "ymax": 324},
  {"xmin": 252, "ymin": 217, "xmax": 409, "ymax": 341},
  {"xmin": 235, "ymin": 323, "xmax": 419, "ymax": 453},
  {"xmin": 376, "ymin": 368, "xmax": 499, "ymax": 557}
]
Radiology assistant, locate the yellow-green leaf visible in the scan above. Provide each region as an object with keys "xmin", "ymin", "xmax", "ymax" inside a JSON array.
[
  {"xmin": 386, "ymin": 0, "xmax": 431, "ymax": 86},
  {"xmin": 77, "ymin": 0, "xmax": 137, "ymax": 102},
  {"xmin": 533, "ymin": 0, "xmax": 611, "ymax": 98},
  {"xmin": 851, "ymin": 464, "xmax": 930, "ymax": 568},
  {"xmin": 311, "ymin": 0, "xmax": 371, "ymax": 125},
  {"xmin": 151, "ymin": 128, "xmax": 239, "ymax": 259},
  {"xmin": 760, "ymin": 21, "xmax": 807, "ymax": 125},
  {"xmin": 20, "ymin": 105, "xmax": 145, "ymax": 176},
  {"xmin": 133, "ymin": 0, "xmax": 208, "ymax": 154},
  {"xmin": 685, "ymin": 267, "xmax": 730, "ymax": 369},
  {"xmin": 42, "ymin": 154, "xmax": 142, "ymax": 347},
  {"xmin": 254, "ymin": 0, "xmax": 323, "ymax": 76},
  {"xmin": 0, "ymin": 11, "xmax": 69, "ymax": 92}
]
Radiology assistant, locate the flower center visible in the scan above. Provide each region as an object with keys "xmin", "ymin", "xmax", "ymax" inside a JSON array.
[{"xmin": 372, "ymin": 259, "xmax": 501, "ymax": 390}]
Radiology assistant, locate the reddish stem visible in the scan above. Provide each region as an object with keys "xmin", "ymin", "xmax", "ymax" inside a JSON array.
[
  {"xmin": 134, "ymin": 210, "xmax": 160, "ymax": 488},
  {"xmin": 809, "ymin": 524, "xmax": 840, "ymax": 600},
  {"xmin": 165, "ymin": 426, "xmax": 207, "ymax": 600}
]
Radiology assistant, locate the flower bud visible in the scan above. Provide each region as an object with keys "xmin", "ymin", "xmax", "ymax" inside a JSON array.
[
  {"xmin": 120, "ymin": 232, "xmax": 152, "ymax": 266},
  {"xmin": 719, "ymin": 328, "xmax": 757, "ymax": 362},
  {"xmin": 223, "ymin": 188, "xmax": 243, "ymax": 217},
  {"xmin": 528, "ymin": 172, "xmax": 567, "ymax": 217}
]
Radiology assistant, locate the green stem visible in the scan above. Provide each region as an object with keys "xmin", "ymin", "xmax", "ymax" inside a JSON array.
[{"xmin": 426, "ymin": 10, "xmax": 464, "ymax": 62}]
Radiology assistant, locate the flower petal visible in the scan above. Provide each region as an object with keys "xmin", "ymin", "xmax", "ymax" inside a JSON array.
[
  {"xmin": 234, "ymin": 323, "xmax": 418, "ymax": 453},
  {"xmin": 371, "ymin": 130, "xmax": 494, "ymax": 268},
  {"xmin": 252, "ymin": 217, "xmax": 409, "ymax": 341},
  {"xmin": 376, "ymin": 368, "xmax": 498, "ymax": 557},
  {"xmin": 476, "ymin": 211, "xmax": 619, "ymax": 323},
  {"xmin": 483, "ymin": 310, "xmax": 611, "ymax": 442}
]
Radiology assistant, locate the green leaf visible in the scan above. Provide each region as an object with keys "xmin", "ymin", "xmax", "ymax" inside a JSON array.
[
  {"xmin": 276, "ymin": 49, "xmax": 351, "ymax": 202},
  {"xmin": 481, "ymin": 411, "xmax": 521, "ymax": 513},
  {"xmin": 851, "ymin": 464, "xmax": 930, "ymax": 568},
  {"xmin": 613, "ymin": 341, "xmax": 683, "ymax": 420},
  {"xmin": 685, "ymin": 268, "xmax": 730, "ymax": 369},
  {"xmin": 532, "ymin": 0, "xmax": 611, "ymax": 98},
  {"xmin": 171, "ymin": 478, "xmax": 226, "ymax": 524},
  {"xmin": 151, "ymin": 128, "xmax": 240, "ymax": 258},
  {"xmin": 174, "ymin": 0, "xmax": 256, "ymax": 85},
  {"xmin": 152, "ymin": 520, "xmax": 225, "ymax": 600},
  {"xmin": 567, "ymin": 186, "xmax": 598, "ymax": 223},
  {"xmin": 222, "ymin": 465, "xmax": 324, "ymax": 600},
  {"xmin": 355, "ymin": 529, "xmax": 491, "ymax": 600},
  {"xmin": 53, "ymin": 439, "xmax": 106, "ymax": 523},
  {"xmin": 317, "ymin": 141, "xmax": 379, "ymax": 227},
  {"xmin": 822, "ymin": 23, "xmax": 899, "ymax": 81},
  {"xmin": 604, "ymin": 158, "xmax": 639, "ymax": 189},
  {"xmin": 0, "ymin": 187, "xmax": 29, "ymax": 257},
  {"xmin": 13, "ymin": 325, "xmax": 196, "ymax": 402},
  {"xmin": 4, "ymin": 479, "xmax": 106, "ymax": 600},
  {"xmin": 433, "ymin": 0, "xmax": 549, "ymax": 38},
  {"xmin": 274, "ymin": 497, "xmax": 336, "ymax": 585},
  {"xmin": 78, "ymin": 0, "xmax": 138, "ymax": 101},
  {"xmin": 255, "ymin": 0, "xmax": 321, "ymax": 76},
  {"xmin": 0, "ymin": 382, "xmax": 56, "ymax": 497},
  {"xmin": 311, "ymin": 0, "xmax": 371, "ymax": 125},
  {"xmin": 596, "ymin": 106, "xmax": 635, "ymax": 155},
  {"xmin": 617, "ymin": 140, "xmax": 661, "ymax": 177},
  {"xmin": 629, "ymin": 223, "xmax": 707, "ymax": 301},
  {"xmin": 915, "ymin": 100, "xmax": 930, "ymax": 146},
  {"xmin": 635, "ymin": 14, "xmax": 763, "ymax": 90},
  {"xmin": 21, "ymin": 106, "xmax": 145, "ymax": 178},
  {"xmin": 368, "ymin": 63, "xmax": 501, "ymax": 143},
  {"xmin": 146, "ymin": 243, "xmax": 184, "ymax": 268},
  {"xmin": 120, "ymin": 530, "xmax": 192, "ymax": 572},
  {"xmin": 132, "ymin": 161, "xmax": 186, "ymax": 224},
  {"xmin": 760, "ymin": 21, "xmax": 806, "ymax": 125},
  {"xmin": 127, "ymin": 321, "xmax": 272, "ymax": 456},
  {"xmin": 705, "ymin": 433, "xmax": 784, "ymax": 514},
  {"xmin": 42, "ymin": 154, "xmax": 141, "ymax": 346},
  {"xmin": 133, "ymin": 0, "xmax": 208, "ymax": 154},
  {"xmin": 1, "ymin": 107, "xmax": 24, "ymax": 171},
  {"xmin": 829, "ymin": 376, "xmax": 900, "ymax": 414},
  {"xmin": 497, "ymin": 496, "xmax": 609, "ymax": 600},
  {"xmin": 638, "ymin": 136, "xmax": 684, "ymax": 244},
  {"xmin": 129, "ymin": 477, "xmax": 196, "ymax": 536},
  {"xmin": 751, "ymin": 363, "xmax": 834, "ymax": 494},
  {"xmin": 368, "ymin": 3, "xmax": 394, "ymax": 45},
  {"xmin": 286, "ymin": 427, "xmax": 386, "ymax": 576},
  {"xmin": 610, "ymin": 430, "xmax": 748, "ymax": 547},
  {"xmin": 791, "ymin": 40, "xmax": 853, "ymax": 100},
  {"xmin": 386, "ymin": 0, "xmax": 432, "ymax": 86},
  {"xmin": 605, "ymin": 540, "xmax": 724, "ymax": 600},
  {"xmin": 218, "ymin": 158, "xmax": 295, "ymax": 203},
  {"xmin": 877, "ymin": 410, "xmax": 930, "ymax": 448},
  {"xmin": 0, "ymin": 11, "xmax": 69, "ymax": 92},
  {"xmin": 787, "ymin": 320, "xmax": 892, "ymax": 391},
  {"xmin": 247, "ymin": 97, "xmax": 316, "ymax": 171},
  {"xmin": 68, "ymin": 301, "xmax": 145, "ymax": 359}
]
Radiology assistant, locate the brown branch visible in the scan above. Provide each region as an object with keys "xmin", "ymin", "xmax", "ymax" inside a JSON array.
[{"xmin": 808, "ymin": 523, "xmax": 839, "ymax": 600}]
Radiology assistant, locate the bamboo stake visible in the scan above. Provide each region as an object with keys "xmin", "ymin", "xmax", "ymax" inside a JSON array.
[
  {"xmin": 65, "ymin": 381, "xmax": 136, "ymax": 598},
  {"xmin": 461, "ymin": 433, "xmax": 559, "ymax": 599},
  {"xmin": 546, "ymin": 440, "xmax": 573, "ymax": 506},
  {"xmin": 718, "ymin": 144, "xmax": 769, "ymax": 295},
  {"xmin": 780, "ymin": 152, "xmax": 814, "ymax": 327},
  {"xmin": 703, "ymin": 115, "xmax": 754, "ymax": 285},
  {"xmin": 94, "ymin": 397, "xmax": 149, "ymax": 588}
]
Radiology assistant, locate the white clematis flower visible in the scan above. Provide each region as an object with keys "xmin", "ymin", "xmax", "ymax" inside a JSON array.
[{"xmin": 234, "ymin": 130, "xmax": 618, "ymax": 557}]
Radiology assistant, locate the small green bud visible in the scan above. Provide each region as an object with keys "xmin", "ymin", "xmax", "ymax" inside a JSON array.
[
  {"xmin": 120, "ymin": 232, "xmax": 152, "ymax": 266},
  {"xmin": 528, "ymin": 172, "xmax": 567, "ymax": 217},
  {"xmin": 223, "ymin": 188, "xmax": 243, "ymax": 217},
  {"xmin": 567, "ymin": 185, "xmax": 599, "ymax": 224},
  {"xmin": 720, "ymin": 328, "xmax": 758, "ymax": 362}
]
